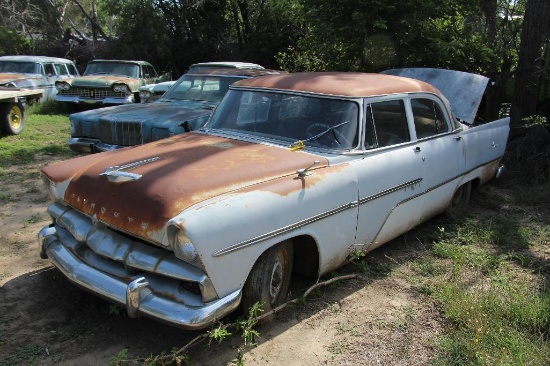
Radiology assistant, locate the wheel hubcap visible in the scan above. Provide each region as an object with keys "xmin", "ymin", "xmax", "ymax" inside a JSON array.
[
  {"xmin": 269, "ymin": 259, "xmax": 283, "ymax": 301},
  {"xmin": 9, "ymin": 106, "xmax": 23, "ymax": 129}
]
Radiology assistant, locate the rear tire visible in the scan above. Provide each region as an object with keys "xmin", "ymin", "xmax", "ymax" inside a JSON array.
[
  {"xmin": 445, "ymin": 181, "xmax": 471, "ymax": 217},
  {"xmin": 0, "ymin": 102, "xmax": 26, "ymax": 135},
  {"xmin": 242, "ymin": 241, "xmax": 293, "ymax": 325}
]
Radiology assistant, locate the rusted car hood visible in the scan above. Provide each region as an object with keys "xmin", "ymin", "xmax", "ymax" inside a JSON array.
[
  {"xmin": 0, "ymin": 73, "xmax": 42, "ymax": 83},
  {"xmin": 70, "ymin": 75, "xmax": 140, "ymax": 89},
  {"xmin": 42, "ymin": 133, "xmax": 327, "ymax": 241}
]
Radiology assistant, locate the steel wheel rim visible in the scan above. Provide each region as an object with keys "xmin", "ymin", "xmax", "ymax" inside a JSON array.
[
  {"xmin": 269, "ymin": 255, "xmax": 284, "ymax": 301},
  {"xmin": 9, "ymin": 105, "xmax": 23, "ymax": 130}
]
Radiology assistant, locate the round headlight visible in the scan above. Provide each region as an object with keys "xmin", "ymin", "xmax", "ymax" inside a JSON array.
[
  {"xmin": 174, "ymin": 231, "xmax": 199, "ymax": 262},
  {"xmin": 56, "ymin": 82, "xmax": 70, "ymax": 91},
  {"xmin": 113, "ymin": 84, "xmax": 129, "ymax": 93},
  {"xmin": 139, "ymin": 91, "xmax": 151, "ymax": 100}
]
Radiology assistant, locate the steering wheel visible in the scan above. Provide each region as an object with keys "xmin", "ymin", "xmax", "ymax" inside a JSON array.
[{"xmin": 306, "ymin": 123, "xmax": 351, "ymax": 148}]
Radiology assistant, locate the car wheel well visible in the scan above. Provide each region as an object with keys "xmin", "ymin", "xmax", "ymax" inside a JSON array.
[{"xmin": 289, "ymin": 235, "xmax": 319, "ymax": 278}]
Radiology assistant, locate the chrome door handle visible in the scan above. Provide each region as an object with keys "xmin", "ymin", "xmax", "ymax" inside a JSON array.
[{"xmin": 414, "ymin": 146, "xmax": 421, "ymax": 152}]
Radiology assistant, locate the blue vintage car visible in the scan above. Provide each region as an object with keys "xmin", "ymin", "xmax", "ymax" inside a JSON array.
[{"xmin": 68, "ymin": 68, "xmax": 280, "ymax": 153}]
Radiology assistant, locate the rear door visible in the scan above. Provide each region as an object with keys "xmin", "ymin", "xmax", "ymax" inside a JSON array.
[{"xmin": 408, "ymin": 96, "xmax": 465, "ymax": 215}]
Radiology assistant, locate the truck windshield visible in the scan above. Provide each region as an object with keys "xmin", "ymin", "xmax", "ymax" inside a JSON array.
[{"xmin": 207, "ymin": 90, "xmax": 359, "ymax": 150}]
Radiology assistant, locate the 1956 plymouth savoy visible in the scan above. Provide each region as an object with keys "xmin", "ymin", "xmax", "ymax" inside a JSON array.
[
  {"xmin": 54, "ymin": 59, "xmax": 170, "ymax": 105},
  {"xmin": 38, "ymin": 69, "xmax": 510, "ymax": 329}
]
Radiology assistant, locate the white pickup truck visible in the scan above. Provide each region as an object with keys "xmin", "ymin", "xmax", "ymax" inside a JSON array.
[
  {"xmin": 39, "ymin": 69, "xmax": 510, "ymax": 329},
  {"xmin": 0, "ymin": 87, "xmax": 43, "ymax": 135}
]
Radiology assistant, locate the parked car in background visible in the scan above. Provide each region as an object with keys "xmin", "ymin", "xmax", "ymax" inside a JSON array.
[
  {"xmin": 139, "ymin": 61, "xmax": 264, "ymax": 103},
  {"xmin": 0, "ymin": 56, "xmax": 79, "ymax": 102},
  {"xmin": 54, "ymin": 60, "xmax": 170, "ymax": 106},
  {"xmin": 68, "ymin": 67, "xmax": 281, "ymax": 153},
  {"xmin": 39, "ymin": 69, "xmax": 510, "ymax": 329}
]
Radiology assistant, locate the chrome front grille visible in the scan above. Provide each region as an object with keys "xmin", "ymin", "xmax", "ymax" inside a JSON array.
[
  {"xmin": 45, "ymin": 202, "xmax": 217, "ymax": 303},
  {"xmin": 59, "ymin": 88, "xmax": 128, "ymax": 99},
  {"xmin": 99, "ymin": 120, "xmax": 143, "ymax": 146}
]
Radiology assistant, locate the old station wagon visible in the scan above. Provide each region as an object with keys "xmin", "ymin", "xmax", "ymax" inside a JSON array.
[
  {"xmin": 0, "ymin": 55, "xmax": 79, "ymax": 102},
  {"xmin": 39, "ymin": 70, "xmax": 510, "ymax": 329}
]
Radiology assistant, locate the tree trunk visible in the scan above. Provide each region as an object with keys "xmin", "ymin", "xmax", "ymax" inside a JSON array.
[{"xmin": 510, "ymin": 0, "xmax": 550, "ymax": 124}]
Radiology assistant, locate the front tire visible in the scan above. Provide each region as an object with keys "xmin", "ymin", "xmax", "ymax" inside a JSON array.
[
  {"xmin": 0, "ymin": 102, "xmax": 26, "ymax": 135},
  {"xmin": 242, "ymin": 241, "xmax": 293, "ymax": 325}
]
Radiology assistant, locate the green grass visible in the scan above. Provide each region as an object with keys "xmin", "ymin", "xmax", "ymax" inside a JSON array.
[
  {"xmin": 407, "ymin": 188, "xmax": 550, "ymax": 366},
  {"xmin": 0, "ymin": 101, "xmax": 78, "ymax": 167}
]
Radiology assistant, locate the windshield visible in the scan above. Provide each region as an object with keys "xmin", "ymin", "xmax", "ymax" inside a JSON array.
[
  {"xmin": 0, "ymin": 61, "xmax": 41, "ymax": 74},
  {"xmin": 207, "ymin": 90, "xmax": 359, "ymax": 150},
  {"xmin": 84, "ymin": 62, "xmax": 140, "ymax": 78},
  {"xmin": 162, "ymin": 75, "xmax": 243, "ymax": 103}
]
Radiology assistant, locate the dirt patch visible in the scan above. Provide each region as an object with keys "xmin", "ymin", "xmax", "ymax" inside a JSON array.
[{"xmin": 2, "ymin": 160, "xmax": 446, "ymax": 365}]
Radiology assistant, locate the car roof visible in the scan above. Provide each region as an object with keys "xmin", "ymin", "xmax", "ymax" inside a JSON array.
[
  {"xmin": 187, "ymin": 68, "xmax": 282, "ymax": 77},
  {"xmin": 88, "ymin": 59, "xmax": 152, "ymax": 66},
  {"xmin": 232, "ymin": 72, "xmax": 441, "ymax": 98},
  {"xmin": 189, "ymin": 61, "xmax": 264, "ymax": 70},
  {"xmin": 0, "ymin": 55, "xmax": 75, "ymax": 64}
]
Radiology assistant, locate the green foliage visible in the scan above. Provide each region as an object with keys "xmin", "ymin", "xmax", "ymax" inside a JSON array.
[
  {"xmin": 209, "ymin": 325, "xmax": 232, "ymax": 345},
  {"xmin": 0, "ymin": 26, "xmax": 31, "ymax": 54},
  {"xmin": 109, "ymin": 348, "xmax": 129, "ymax": 366}
]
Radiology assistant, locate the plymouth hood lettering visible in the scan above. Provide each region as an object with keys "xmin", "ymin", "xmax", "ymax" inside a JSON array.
[{"xmin": 42, "ymin": 133, "xmax": 328, "ymax": 239}]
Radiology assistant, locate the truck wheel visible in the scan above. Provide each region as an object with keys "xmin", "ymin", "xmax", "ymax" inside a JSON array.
[
  {"xmin": 0, "ymin": 102, "xmax": 26, "ymax": 135},
  {"xmin": 445, "ymin": 181, "xmax": 471, "ymax": 217},
  {"xmin": 242, "ymin": 241, "xmax": 293, "ymax": 325}
]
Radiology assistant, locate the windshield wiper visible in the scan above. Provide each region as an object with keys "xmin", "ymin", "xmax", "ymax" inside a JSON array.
[{"xmin": 289, "ymin": 121, "xmax": 349, "ymax": 151}]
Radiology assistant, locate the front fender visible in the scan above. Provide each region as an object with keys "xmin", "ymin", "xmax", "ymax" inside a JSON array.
[{"xmin": 171, "ymin": 163, "xmax": 359, "ymax": 298}]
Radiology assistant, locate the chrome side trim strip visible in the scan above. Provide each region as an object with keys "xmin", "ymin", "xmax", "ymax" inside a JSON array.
[
  {"xmin": 213, "ymin": 155, "xmax": 504, "ymax": 257},
  {"xmin": 213, "ymin": 178, "xmax": 423, "ymax": 257}
]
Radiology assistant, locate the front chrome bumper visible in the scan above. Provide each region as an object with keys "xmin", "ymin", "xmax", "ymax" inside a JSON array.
[
  {"xmin": 55, "ymin": 95, "xmax": 135, "ymax": 105},
  {"xmin": 67, "ymin": 137, "xmax": 122, "ymax": 153},
  {"xmin": 38, "ymin": 203, "xmax": 241, "ymax": 329}
]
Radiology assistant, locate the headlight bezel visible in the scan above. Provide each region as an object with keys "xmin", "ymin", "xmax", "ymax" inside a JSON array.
[
  {"xmin": 167, "ymin": 223, "xmax": 205, "ymax": 269},
  {"xmin": 113, "ymin": 83, "xmax": 130, "ymax": 93},
  {"xmin": 55, "ymin": 82, "xmax": 71, "ymax": 91}
]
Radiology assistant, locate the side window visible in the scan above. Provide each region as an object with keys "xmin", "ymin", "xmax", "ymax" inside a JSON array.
[
  {"xmin": 365, "ymin": 100, "xmax": 410, "ymax": 148},
  {"xmin": 148, "ymin": 65, "xmax": 157, "ymax": 78},
  {"xmin": 55, "ymin": 64, "xmax": 68, "ymax": 76},
  {"xmin": 411, "ymin": 98, "xmax": 449, "ymax": 139},
  {"xmin": 66, "ymin": 64, "xmax": 78, "ymax": 76},
  {"xmin": 43, "ymin": 63, "xmax": 56, "ymax": 76}
]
